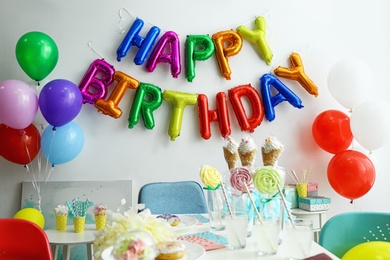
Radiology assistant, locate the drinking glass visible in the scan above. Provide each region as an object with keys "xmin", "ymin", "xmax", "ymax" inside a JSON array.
[
  {"xmin": 284, "ymin": 218, "xmax": 313, "ymax": 259},
  {"xmin": 206, "ymin": 189, "xmax": 226, "ymax": 231},
  {"xmin": 225, "ymin": 211, "xmax": 248, "ymax": 250},
  {"xmin": 253, "ymin": 217, "xmax": 281, "ymax": 256}
]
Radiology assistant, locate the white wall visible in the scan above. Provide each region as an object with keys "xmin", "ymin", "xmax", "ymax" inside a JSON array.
[{"xmin": 1, "ymin": 0, "xmax": 390, "ymax": 219}]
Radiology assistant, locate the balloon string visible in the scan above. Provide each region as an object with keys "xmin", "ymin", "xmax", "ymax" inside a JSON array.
[{"xmin": 87, "ymin": 41, "xmax": 103, "ymax": 59}]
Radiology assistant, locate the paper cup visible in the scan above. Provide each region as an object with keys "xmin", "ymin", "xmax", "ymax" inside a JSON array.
[
  {"xmin": 296, "ymin": 183, "xmax": 308, "ymax": 198},
  {"xmin": 56, "ymin": 215, "xmax": 67, "ymax": 231},
  {"xmin": 95, "ymin": 215, "xmax": 106, "ymax": 230},
  {"xmin": 73, "ymin": 216, "xmax": 86, "ymax": 233}
]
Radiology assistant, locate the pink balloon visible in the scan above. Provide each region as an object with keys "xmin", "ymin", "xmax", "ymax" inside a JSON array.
[
  {"xmin": 145, "ymin": 31, "xmax": 181, "ymax": 78},
  {"xmin": 0, "ymin": 80, "xmax": 38, "ymax": 129}
]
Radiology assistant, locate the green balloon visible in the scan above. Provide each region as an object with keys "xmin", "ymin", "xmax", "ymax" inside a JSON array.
[{"xmin": 15, "ymin": 31, "xmax": 59, "ymax": 81}]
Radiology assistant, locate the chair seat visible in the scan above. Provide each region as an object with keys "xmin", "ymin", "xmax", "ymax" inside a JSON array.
[{"xmin": 138, "ymin": 181, "xmax": 208, "ymax": 214}]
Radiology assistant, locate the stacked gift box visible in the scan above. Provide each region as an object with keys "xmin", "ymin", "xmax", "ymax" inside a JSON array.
[{"xmin": 285, "ymin": 182, "xmax": 331, "ymax": 212}]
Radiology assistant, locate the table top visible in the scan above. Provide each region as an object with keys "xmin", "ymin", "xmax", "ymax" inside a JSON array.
[
  {"xmin": 175, "ymin": 215, "xmax": 340, "ymax": 260},
  {"xmin": 291, "ymin": 208, "xmax": 328, "ymax": 215},
  {"xmin": 45, "ymin": 224, "xmax": 97, "ymax": 245}
]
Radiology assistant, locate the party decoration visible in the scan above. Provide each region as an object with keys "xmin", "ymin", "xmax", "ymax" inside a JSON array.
[
  {"xmin": 14, "ymin": 208, "xmax": 45, "ymax": 229},
  {"xmin": 274, "ymin": 53, "xmax": 318, "ymax": 97},
  {"xmin": 78, "ymin": 59, "xmax": 115, "ymax": 104},
  {"xmin": 197, "ymin": 92, "xmax": 231, "ymax": 140},
  {"xmin": 15, "ymin": 31, "xmax": 58, "ymax": 82},
  {"xmin": 128, "ymin": 83, "xmax": 163, "ymax": 129},
  {"xmin": 312, "ymin": 110, "xmax": 353, "ymax": 154},
  {"xmin": 185, "ymin": 35, "xmax": 215, "ymax": 82},
  {"xmin": 236, "ymin": 16, "xmax": 272, "ymax": 65},
  {"xmin": 327, "ymin": 150, "xmax": 375, "ymax": 201},
  {"xmin": 228, "ymin": 84, "xmax": 264, "ymax": 132},
  {"xmin": 212, "ymin": 30, "xmax": 243, "ymax": 80},
  {"xmin": 39, "ymin": 79, "xmax": 82, "ymax": 127},
  {"xmin": 260, "ymin": 73, "xmax": 303, "ymax": 121},
  {"xmin": 230, "ymin": 167, "xmax": 253, "ymax": 193},
  {"xmin": 350, "ymin": 100, "xmax": 390, "ymax": 151},
  {"xmin": 0, "ymin": 79, "xmax": 38, "ymax": 129},
  {"xmin": 253, "ymin": 167, "xmax": 283, "ymax": 195},
  {"xmin": 41, "ymin": 122, "xmax": 84, "ymax": 166},
  {"xmin": 145, "ymin": 31, "xmax": 181, "ymax": 78},
  {"xmin": 116, "ymin": 18, "xmax": 160, "ymax": 65},
  {"xmin": 95, "ymin": 71, "xmax": 140, "ymax": 118},
  {"xmin": 0, "ymin": 124, "xmax": 40, "ymax": 165},
  {"xmin": 162, "ymin": 90, "xmax": 198, "ymax": 141},
  {"xmin": 342, "ymin": 241, "xmax": 390, "ymax": 260},
  {"xmin": 200, "ymin": 165, "xmax": 222, "ymax": 190},
  {"xmin": 328, "ymin": 59, "xmax": 372, "ymax": 109}
]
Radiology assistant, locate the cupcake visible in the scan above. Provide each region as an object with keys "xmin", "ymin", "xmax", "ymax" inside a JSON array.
[
  {"xmin": 261, "ymin": 136, "xmax": 283, "ymax": 167},
  {"xmin": 238, "ymin": 136, "xmax": 257, "ymax": 169},
  {"xmin": 223, "ymin": 136, "xmax": 239, "ymax": 170}
]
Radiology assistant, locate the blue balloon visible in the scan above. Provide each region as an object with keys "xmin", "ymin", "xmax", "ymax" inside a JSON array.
[
  {"xmin": 41, "ymin": 122, "xmax": 84, "ymax": 165},
  {"xmin": 260, "ymin": 73, "xmax": 303, "ymax": 121},
  {"xmin": 39, "ymin": 79, "xmax": 83, "ymax": 127},
  {"xmin": 116, "ymin": 18, "xmax": 160, "ymax": 65}
]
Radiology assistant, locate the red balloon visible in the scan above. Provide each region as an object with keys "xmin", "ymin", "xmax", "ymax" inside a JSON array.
[
  {"xmin": 327, "ymin": 150, "xmax": 375, "ymax": 201},
  {"xmin": 312, "ymin": 110, "xmax": 353, "ymax": 154},
  {"xmin": 0, "ymin": 124, "xmax": 41, "ymax": 165}
]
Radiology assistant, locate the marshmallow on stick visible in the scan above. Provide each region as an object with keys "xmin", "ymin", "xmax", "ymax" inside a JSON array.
[
  {"xmin": 261, "ymin": 136, "xmax": 283, "ymax": 167},
  {"xmin": 200, "ymin": 165, "xmax": 222, "ymax": 189},
  {"xmin": 223, "ymin": 136, "xmax": 239, "ymax": 170},
  {"xmin": 238, "ymin": 136, "xmax": 257, "ymax": 168}
]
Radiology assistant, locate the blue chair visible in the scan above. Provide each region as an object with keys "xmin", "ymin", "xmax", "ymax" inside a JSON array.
[
  {"xmin": 318, "ymin": 211, "xmax": 390, "ymax": 258},
  {"xmin": 138, "ymin": 181, "xmax": 208, "ymax": 214}
]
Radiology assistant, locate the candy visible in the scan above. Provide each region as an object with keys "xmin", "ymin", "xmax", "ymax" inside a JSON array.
[
  {"xmin": 230, "ymin": 167, "xmax": 253, "ymax": 193},
  {"xmin": 253, "ymin": 167, "xmax": 282, "ymax": 195},
  {"xmin": 54, "ymin": 204, "xmax": 68, "ymax": 216},
  {"xmin": 200, "ymin": 165, "xmax": 221, "ymax": 189},
  {"xmin": 94, "ymin": 204, "xmax": 107, "ymax": 216}
]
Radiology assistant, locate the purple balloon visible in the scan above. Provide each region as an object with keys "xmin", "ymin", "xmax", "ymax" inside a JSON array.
[
  {"xmin": 39, "ymin": 79, "xmax": 82, "ymax": 127},
  {"xmin": 0, "ymin": 79, "xmax": 38, "ymax": 129}
]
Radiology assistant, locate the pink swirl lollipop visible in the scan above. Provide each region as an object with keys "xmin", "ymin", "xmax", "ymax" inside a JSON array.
[{"xmin": 230, "ymin": 167, "xmax": 253, "ymax": 193}]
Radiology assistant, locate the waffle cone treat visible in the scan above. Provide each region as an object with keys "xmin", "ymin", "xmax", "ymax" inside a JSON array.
[
  {"xmin": 261, "ymin": 136, "xmax": 284, "ymax": 167},
  {"xmin": 238, "ymin": 136, "xmax": 257, "ymax": 168},
  {"xmin": 223, "ymin": 136, "xmax": 239, "ymax": 170}
]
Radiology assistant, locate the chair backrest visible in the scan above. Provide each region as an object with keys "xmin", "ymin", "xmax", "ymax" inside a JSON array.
[
  {"xmin": 0, "ymin": 218, "xmax": 53, "ymax": 260},
  {"xmin": 138, "ymin": 181, "xmax": 208, "ymax": 214},
  {"xmin": 318, "ymin": 211, "xmax": 390, "ymax": 258}
]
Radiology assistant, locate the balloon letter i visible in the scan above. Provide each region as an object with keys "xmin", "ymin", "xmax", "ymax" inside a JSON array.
[{"xmin": 116, "ymin": 18, "xmax": 161, "ymax": 65}]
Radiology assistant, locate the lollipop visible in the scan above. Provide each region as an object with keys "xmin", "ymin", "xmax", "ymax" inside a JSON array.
[
  {"xmin": 230, "ymin": 167, "xmax": 253, "ymax": 193},
  {"xmin": 200, "ymin": 165, "xmax": 222, "ymax": 189},
  {"xmin": 253, "ymin": 167, "xmax": 283, "ymax": 195}
]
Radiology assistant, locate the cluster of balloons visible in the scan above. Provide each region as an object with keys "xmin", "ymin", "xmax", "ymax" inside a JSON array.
[
  {"xmin": 0, "ymin": 31, "xmax": 84, "ymax": 166},
  {"xmin": 312, "ymin": 59, "xmax": 390, "ymax": 202}
]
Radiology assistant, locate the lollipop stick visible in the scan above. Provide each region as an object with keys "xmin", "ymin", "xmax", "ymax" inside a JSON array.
[
  {"xmin": 276, "ymin": 184, "xmax": 295, "ymax": 228},
  {"xmin": 243, "ymin": 183, "xmax": 263, "ymax": 224}
]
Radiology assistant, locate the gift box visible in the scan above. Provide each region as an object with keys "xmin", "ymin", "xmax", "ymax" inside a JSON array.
[
  {"xmin": 298, "ymin": 196, "xmax": 331, "ymax": 212},
  {"xmin": 289, "ymin": 182, "xmax": 319, "ymax": 192}
]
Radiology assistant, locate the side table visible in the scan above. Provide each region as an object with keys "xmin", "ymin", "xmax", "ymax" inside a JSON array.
[
  {"xmin": 291, "ymin": 208, "xmax": 327, "ymax": 242},
  {"xmin": 44, "ymin": 224, "xmax": 96, "ymax": 260}
]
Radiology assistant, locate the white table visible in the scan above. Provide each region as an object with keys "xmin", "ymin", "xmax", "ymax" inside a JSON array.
[
  {"xmin": 44, "ymin": 224, "xmax": 96, "ymax": 260},
  {"xmin": 176, "ymin": 215, "xmax": 340, "ymax": 260},
  {"xmin": 291, "ymin": 209, "xmax": 328, "ymax": 242}
]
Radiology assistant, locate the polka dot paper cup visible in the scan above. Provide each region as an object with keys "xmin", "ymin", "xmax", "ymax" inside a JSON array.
[
  {"xmin": 73, "ymin": 216, "xmax": 86, "ymax": 233},
  {"xmin": 56, "ymin": 215, "xmax": 67, "ymax": 231},
  {"xmin": 296, "ymin": 183, "xmax": 308, "ymax": 198},
  {"xmin": 95, "ymin": 215, "xmax": 106, "ymax": 230}
]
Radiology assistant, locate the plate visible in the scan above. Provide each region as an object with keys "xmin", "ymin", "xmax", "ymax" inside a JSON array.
[
  {"xmin": 101, "ymin": 241, "xmax": 205, "ymax": 260},
  {"xmin": 174, "ymin": 215, "xmax": 197, "ymax": 229}
]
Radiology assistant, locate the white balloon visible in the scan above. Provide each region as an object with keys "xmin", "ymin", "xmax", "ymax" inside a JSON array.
[
  {"xmin": 350, "ymin": 100, "xmax": 390, "ymax": 151},
  {"xmin": 328, "ymin": 59, "xmax": 372, "ymax": 109}
]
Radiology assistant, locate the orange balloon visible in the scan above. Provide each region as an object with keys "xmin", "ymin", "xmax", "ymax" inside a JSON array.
[
  {"xmin": 212, "ymin": 30, "xmax": 243, "ymax": 80},
  {"xmin": 274, "ymin": 52, "xmax": 318, "ymax": 97},
  {"xmin": 95, "ymin": 71, "xmax": 140, "ymax": 118}
]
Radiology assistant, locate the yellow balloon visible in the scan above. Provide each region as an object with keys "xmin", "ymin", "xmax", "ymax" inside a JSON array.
[
  {"xmin": 342, "ymin": 241, "xmax": 390, "ymax": 260},
  {"xmin": 14, "ymin": 208, "xmax": 45, "ymax": 229}
]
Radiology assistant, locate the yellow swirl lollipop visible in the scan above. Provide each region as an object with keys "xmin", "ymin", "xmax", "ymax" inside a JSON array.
[
  {"xmin": 200, "ymin": 165, "xmax": 222, "ymax": 189},
  {"xmin": 253, "ymin": 167, "xmax": 282, "ymax": 195}
]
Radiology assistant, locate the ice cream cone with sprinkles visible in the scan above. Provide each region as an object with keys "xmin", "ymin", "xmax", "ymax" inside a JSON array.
[
  {"xmin": 238, "ymin": 136, "xmax": 257, "ymax": 169},
  {"xmin": 261, "ymin": 136, "xmax": 283, "ymax": 167},
  {"xmin": 223, "ymin": 136, "xmax": 239, "ymax": 170}
]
